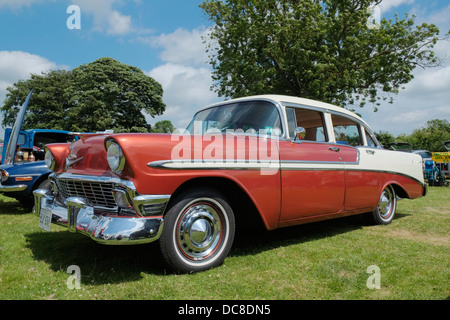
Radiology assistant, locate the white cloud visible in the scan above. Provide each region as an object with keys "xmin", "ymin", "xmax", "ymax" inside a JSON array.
[
  {"xmin": 143, "ymin": 27, "xmax": 211, "ymax": 67},
  {"xmin": 379, "ymin": 0, "xmax": 415, "ymax": 13},
  {"xmin": 0, "ymin": 0, "xmax": 51, "ymax": 9},
  {"xmin": 0, "ymin": 51, "xmax": 64, "ymax": 139},
  {"xmin": 0, "ymin": 51, "xmax": 60, "ymax": 94},
  {"xmin": 359, "ymin": 59, "xmax": 450, "ymax": 135},
  {"xmin": 70, "ymin": 0, "xmax": 135, "ymax": 35},
  {"xmin": 142, "ymin": 27, "xmax": 219, "ymax": 130},
  {"xmin": 0, "ymin": 0, "xmax": 137, "ymax": 35},
  {"xmin": 146, "ymin": 63, "xmax": 219, "ymax": 130}
]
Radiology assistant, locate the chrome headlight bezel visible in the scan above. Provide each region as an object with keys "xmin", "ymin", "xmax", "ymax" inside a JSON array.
[
  {"xmin": 0, "ymin": 169, "xmax": 9, "ymax": 182},
  {"xmin": 44, "ymin": 148, "xmax": 56, "ymax": 171},
  {"xmin": 106, "ymin": 140, "xmax": 126, "ymax": 174}
]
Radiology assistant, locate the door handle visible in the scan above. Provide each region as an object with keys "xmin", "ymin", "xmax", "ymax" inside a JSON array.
[
  {"xmin": 366, "ymin": 150, "xmax": 375, "ymax": 155},
  {"xmin": 328, "ymin": 147, "xmax": 340, "ymax": 152}
]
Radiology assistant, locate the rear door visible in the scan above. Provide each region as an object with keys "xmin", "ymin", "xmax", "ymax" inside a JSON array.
[{"xmin": 329, "ymin": 114, "xmax": 381, "ymax": 211}]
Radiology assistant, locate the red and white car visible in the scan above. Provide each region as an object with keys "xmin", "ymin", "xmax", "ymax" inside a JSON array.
[{"xmin": 34, "ymin": 95, "xmax": 426, "ymax": 272}]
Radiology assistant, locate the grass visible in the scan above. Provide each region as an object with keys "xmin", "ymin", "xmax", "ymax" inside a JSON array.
[{"xmin": 0, "ymin": 187, "xmax": 448, "ymax": 300}]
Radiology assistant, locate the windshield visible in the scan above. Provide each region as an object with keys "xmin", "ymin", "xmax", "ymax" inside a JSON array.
[{"xmin": 186, "ymin": 101, "xmax": 282, "ymax": 136}]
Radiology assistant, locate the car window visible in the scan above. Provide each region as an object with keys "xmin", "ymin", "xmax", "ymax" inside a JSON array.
[
  {"xmin": 365, "ymin": 128, "xmax": 377, "ymax": 147},
  {"xmin": 33, "ymin": 132, "xmax": 72, "ymax": 149},
  {"xmin": 416, "ymin": 151, "xmax": 432, "ymax": 158},
  {"xmin": 286, "ymin": 107, "xmax": 327, "ymax": 142},
  {"xmin": 187, "ymin": 101, "xmax": 282, "ymax": 136},
  {"xmin": 331, "ymin": 114, "xmax": 362, "ymax": 146}
]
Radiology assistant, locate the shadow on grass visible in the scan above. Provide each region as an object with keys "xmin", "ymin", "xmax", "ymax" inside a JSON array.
[
  {"xmin": 24, "ymin": 211, "xmax": 411, "ymax": 283},
  {"xmin": 0, "ymin": 198, "xmax": 32, "ymax": 215},
  {"xmin": 25, "ymin": 230, "xmax": 169, "ymax": 285},
  {"xmin": 231, "ymin": 211, "xmax": 411, "ymax": 257}
]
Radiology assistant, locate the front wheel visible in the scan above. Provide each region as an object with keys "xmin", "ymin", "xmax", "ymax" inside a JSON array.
[
  {"xmin": 369, "ymin": 185, "xmax": 397, "ymax": 225},
  {"xmin": 159, "ymin": 187, "xmax": 235, "ymax": 273}
]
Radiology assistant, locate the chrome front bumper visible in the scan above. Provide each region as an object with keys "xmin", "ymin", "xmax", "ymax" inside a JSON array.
[
  {"xmin": 0, "ymin": 183, "xmax": 27, "ymax": 192},
  {"xmin": 33, "ymin": 188, "xmax": 168, "ymax": 245}
]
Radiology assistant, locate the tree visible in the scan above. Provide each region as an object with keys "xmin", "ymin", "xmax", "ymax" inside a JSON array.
[
  {"xmin": 1, "ymin": 70, "xmax": 72, "ymax": 130},
  {"xmin": 375, "ymin": 130, "xmax": 395, "ymax": 147},
  {"xmin": 1, "ymin": 57, "xmax": 165, "ymax": 133},
  {"xmin": 396, "ymin": 119, "xmax": 450, "ymax": 152},
  {"xmin": 152, "ymin": 120, "xmax": 175, "ymax": 133},
  {"xmin": 200, "ymin": 0, "xmax": 446, "ymax": 110}
]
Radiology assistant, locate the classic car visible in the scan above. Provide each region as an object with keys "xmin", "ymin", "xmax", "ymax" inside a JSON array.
[
  {"xmin": 0, "ymin": 91, "xmax": 76, "ymax": 205},
  {"xmin": 34, "ymin": 95, "xmax": 427, "ymax": 273}
]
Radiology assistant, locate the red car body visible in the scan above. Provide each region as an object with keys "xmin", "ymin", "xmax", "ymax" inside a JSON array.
[{"xmin": 35, "ymin": 95, "xmax": 426, "ymax": 272}]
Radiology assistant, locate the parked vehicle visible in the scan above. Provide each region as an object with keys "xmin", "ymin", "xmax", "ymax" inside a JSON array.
[
  {"xmin": 424, "ymin": 160, "xmax": 448, "ymax": 186},
  {"xmin": 0, "ymin": 91, "xmax": 75, "ymax": 205},
  {"xmin": 384, "ymin": 142, "xmax": 412, "ymax": 152},
  {"xmin": 35, "ymin": 95, "xmax": 427, "ymax": 272},
  {"xmin": 433, "ymin": 141, "xmax": 450, "ymax": 178}
]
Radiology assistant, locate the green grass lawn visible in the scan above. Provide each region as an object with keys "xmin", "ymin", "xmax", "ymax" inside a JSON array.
[{"xmin": 0, "ymin": 187, "xmax": 448, "ymax": 300}]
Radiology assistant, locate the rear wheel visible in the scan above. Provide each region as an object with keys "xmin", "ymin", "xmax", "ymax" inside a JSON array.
[
  {"xmin": 159, "ymin": 187, "xmax": 235, "ymax": 273},
  {"xmin": 370, "ymin": 185, "xmax": 397, "ymax": 225}
]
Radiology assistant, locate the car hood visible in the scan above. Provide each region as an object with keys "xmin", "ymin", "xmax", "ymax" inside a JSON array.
[{"xmin": 3, "ymin": 90, "xmax": 33, "ymax": 165}]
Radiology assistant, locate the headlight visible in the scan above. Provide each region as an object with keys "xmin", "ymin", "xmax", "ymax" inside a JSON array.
[
  {"xmin": 0, "ymin": 169, "xmax": 9, "ymax": 182},
  {"xmin": 106, "ymin": 140, "xmax": 126, "ymax": 173},
  {"xmin": 44, "ymin": 149, "xmax": 56, "ymax": 171}
]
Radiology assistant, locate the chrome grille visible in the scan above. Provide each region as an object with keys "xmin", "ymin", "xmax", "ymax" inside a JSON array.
[{"xmin": 56, "ymin": 179, "xmax": 116, "ymax": 208}]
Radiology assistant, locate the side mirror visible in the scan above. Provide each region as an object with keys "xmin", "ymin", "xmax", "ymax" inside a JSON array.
[{"xmin": 293, "ymin": 127, "xmax": 306, "ymax": 141}]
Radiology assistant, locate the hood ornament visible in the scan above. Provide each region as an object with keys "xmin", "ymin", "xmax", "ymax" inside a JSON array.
[{"xmin": 66, "ymin": 149, "xmax": 84, "ymax": 169}]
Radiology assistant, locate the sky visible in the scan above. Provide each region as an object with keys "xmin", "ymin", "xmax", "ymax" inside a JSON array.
[{"xmin": 0, "ymin": 0, "xmax": 449, "ymax": 140}]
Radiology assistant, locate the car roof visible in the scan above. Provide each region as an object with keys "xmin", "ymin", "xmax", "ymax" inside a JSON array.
[{"xmin": 200, "ymin": 95, "xmax": 370, "ymax": 128}]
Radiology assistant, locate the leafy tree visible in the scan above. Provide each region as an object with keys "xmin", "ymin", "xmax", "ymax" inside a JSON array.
[
  {"xmin": 152, "ymin": 120, "xmax": 175, "ymax": 133},
  {"xmin": 396, "ymin": 119, "xmax": 450, "ymax": 152},
  {"xmin": 1, "ymin": 57, "xmax": 165, "ymax": 133},
  {"xmin": 200, "ymin": 0, "xmax": 446, "ymax": 110},
  {"xmin": 375, "ymin": 130, "xmax": 395, "ymax": 147},
  {"xmin": 66, "ymin": 57, "xmax": 165, "ymax": 132},
  {"xmin": 1, "ymin": 70, "xmax": 72, "ymax": 130}
]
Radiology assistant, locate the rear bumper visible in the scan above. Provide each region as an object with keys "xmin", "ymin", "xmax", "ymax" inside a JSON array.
[{"xmin": 33, "ymin": 188, "xmax": 166, "ymax": 245}]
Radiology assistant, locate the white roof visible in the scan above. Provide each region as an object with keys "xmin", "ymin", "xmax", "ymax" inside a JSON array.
[{"xmin": 202, "ymin": 94, "xmax": 369, "ymax": 127}]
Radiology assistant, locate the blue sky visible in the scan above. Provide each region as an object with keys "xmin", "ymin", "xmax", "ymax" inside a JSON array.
[{"xmin": 0, "ymin": 0, "xmax": 449, "ymax": 140}]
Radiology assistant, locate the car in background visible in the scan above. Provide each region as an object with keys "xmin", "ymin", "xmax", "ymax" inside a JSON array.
[
  {"xmin": 0, "ymin": 91, "xmax": 76, "ymax": 206},
  {"xmin": 384, "ymin": 142, "xmax": 412, "ymax": 152},
  {"xmin": 412, "ymin": 149, "xmax": 433, "ymax": 166}
]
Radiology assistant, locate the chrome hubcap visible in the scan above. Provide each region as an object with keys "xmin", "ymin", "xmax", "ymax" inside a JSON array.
[
  {"xmin": 378, "ymin": 187, "xmax": 394, "ymax": 219},
  {"xmin": 177, "ymin": 202, "xmax": 223, "ymax": 261}
]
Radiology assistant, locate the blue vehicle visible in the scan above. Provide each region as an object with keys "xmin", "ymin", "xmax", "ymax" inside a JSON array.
[{"xmin": 0, "ymin": 91, "xmax": 75, "ymax": 206}]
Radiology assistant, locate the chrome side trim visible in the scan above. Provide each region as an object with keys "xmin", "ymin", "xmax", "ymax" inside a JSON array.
[
  {"xmin": 148, "ymin": 159, "xmax": 359, "ymax": 171},
  {"xmin": 148, "ymin": 159, "xmax": 280, "ymax": 171}
]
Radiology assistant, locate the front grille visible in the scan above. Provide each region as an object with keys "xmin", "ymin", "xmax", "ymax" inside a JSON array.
[{"xmin": 56, "ymin": 179, "xmax": 116, "ymax": 208}]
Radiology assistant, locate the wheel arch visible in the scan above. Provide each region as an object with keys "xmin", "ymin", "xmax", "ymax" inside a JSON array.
[{"xmin": 165, "ymin": 177, "xmax": 267, "ymax": 231}]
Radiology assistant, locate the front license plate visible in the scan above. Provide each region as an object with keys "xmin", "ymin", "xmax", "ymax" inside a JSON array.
[{"xmin": 38, "ymin": 207, "xmax": 52, "ymax": 232}]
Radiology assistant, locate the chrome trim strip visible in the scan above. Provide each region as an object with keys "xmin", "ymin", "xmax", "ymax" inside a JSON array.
[
  {"xmin": 148, "ymin": 159, "xmax": 359, "ymax": 171},
  {"xmin": 148, "ymin": 159, "xmax": 280, "ymax": 170}
]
